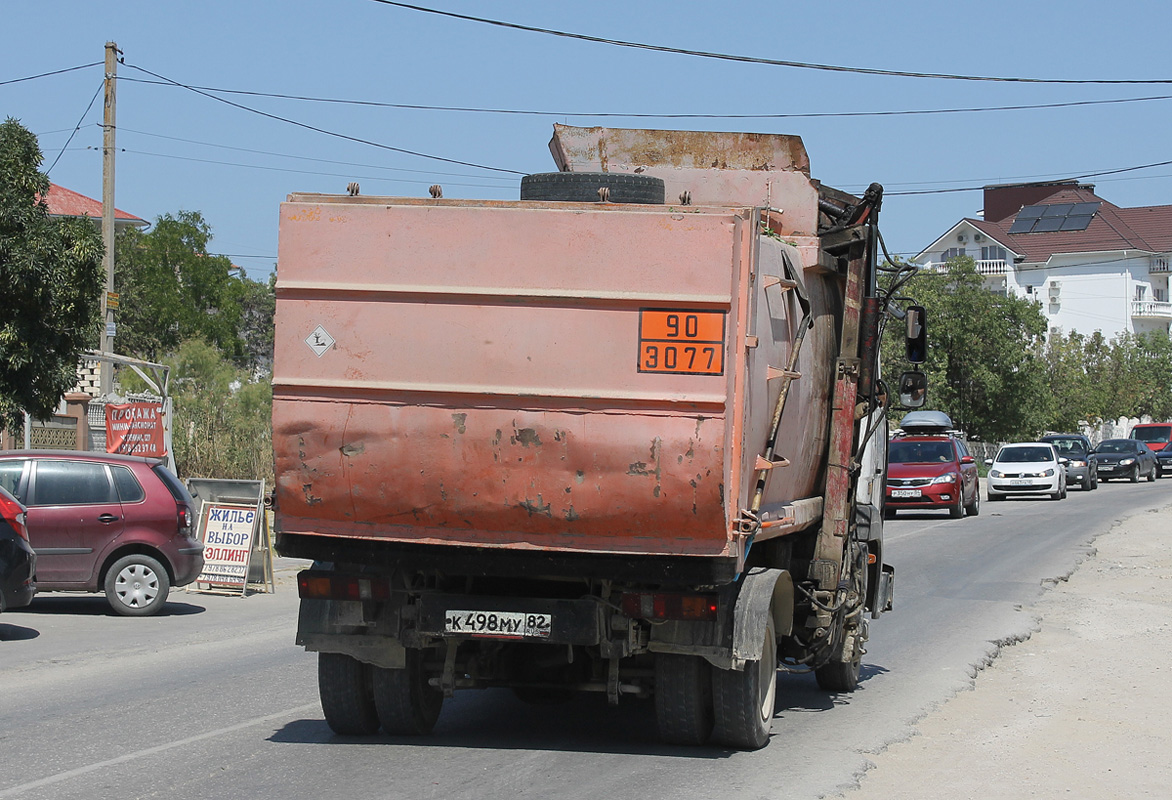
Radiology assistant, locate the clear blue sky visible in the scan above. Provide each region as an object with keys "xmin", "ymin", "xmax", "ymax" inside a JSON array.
[{"xmin": 3, "ymin": 1, "xmax": 1170, "ymax": 279}]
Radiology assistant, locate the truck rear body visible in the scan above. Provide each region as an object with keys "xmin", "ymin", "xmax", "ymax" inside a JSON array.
[{"xmin": 273, "ymin": 126, "xmax": 899, "ymax": 748}]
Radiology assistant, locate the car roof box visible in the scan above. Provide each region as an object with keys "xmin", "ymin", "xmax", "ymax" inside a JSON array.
[{"xmin": 899, "ymin": 410, "xmax": 953, "ymax": 434}]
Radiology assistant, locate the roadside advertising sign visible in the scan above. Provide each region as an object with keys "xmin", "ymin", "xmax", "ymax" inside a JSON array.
[
  {"xmin": 106, "ymin": 402, "xmax": 167, "ymax": 457},
  {"xmin": 195, "ymin": 502, "xmax": 257, "ymax": 588}
]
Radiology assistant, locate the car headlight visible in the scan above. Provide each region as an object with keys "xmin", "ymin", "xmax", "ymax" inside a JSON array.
[
  {"xmin": 930, "ymin": 473, "xmax": 957, "ymax": 485},
  {"xmin": 1043, "ymin": 468, "xmax": 1055, "ymax": 477},
  {"xmin": 1068, "ymin": 460, "xmax": 1086, "ymax": 467},
  {"xmin": 989, "ymin": 469, "xmax": 1002, "ymax": 478},
  {"xmin": 1120, "ymin": 458, "xmax": 1135, "ymax": 466}
]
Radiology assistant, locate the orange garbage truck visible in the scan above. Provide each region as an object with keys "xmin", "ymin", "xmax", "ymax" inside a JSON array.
[{"xmin": 272, "ymin": 125, "xmax": 922, "ymax": 749}]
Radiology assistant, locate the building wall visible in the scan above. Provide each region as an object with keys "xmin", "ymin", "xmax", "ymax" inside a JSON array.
[{"xmin": 919, "ymin": 244, "xmax": 1170, "ymax": 339}]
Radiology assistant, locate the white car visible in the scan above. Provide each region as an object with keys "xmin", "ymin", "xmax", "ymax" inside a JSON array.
[{"xmin": 986, "ymin": 442, "xmax": 1067, "ymax": 501}]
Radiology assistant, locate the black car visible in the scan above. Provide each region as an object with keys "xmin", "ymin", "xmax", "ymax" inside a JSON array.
[
  {"xmin": 1156, "ymin": 446, "xmax": 1172, "ymax": 478},
  {"xmin": 0, "ymin": 485, "xmax": 36, "ymax": 612},
  {"xmin": 1093, "ymin": 438, "xmax": 1157, "ymax": 483},
  {"xmin": 1040, "ymin": 434, "xmax": 1098, "ymax": 490}
]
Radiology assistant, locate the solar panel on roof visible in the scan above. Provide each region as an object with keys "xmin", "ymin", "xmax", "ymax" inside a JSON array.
[
  {"xmin": 1060, "ymin": 215, "xmax": 1095, "ymax": 231},
  {"xmin": 1009, "ymin": 202, "xmax": 1100, "ymax": 234}
]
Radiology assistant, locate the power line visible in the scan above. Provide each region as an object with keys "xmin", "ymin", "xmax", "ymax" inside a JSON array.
[
  {"xmin": 0, "ymin": 62, "xmax": 102, "ymax": 87},
  {"xmin": 45, "ymin": 82, "xmax": 103, "ymax": 175},
  {"xmin": 115, "ymin": 147, "xmax": 519, "ymax": 190},
  {"xmin": 369, "ymin": 0, "xmax": 1172, "ymax": 85},
  {"xmin": 120, "ymin": 62, "xmax": 525, "ymax": 175},
  {"xmin": 887, "ymin": 159, "xmax": 1172, "ymax": 196},
  {"xmin": 116, "ymin": 126, "xmax": 516, "ymax": 182},
  {"xmin": 116, "ymin": 75, "xmax": 1172, "ymax": 120}
]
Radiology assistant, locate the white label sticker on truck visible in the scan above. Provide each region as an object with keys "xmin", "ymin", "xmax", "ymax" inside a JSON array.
[{"xmin": 445, "ymin": 610, "xmax": 552, "ymax": 638}]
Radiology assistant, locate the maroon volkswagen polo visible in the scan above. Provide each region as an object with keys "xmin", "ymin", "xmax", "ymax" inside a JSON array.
[{"xmin": 0, "ymin": 451, "xmax": 204, "ymax": 616}]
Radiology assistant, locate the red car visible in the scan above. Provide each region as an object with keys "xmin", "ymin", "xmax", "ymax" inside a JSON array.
[
  {"xmin": 885, "ymin": 413, "xmax": 980, "ymax": 520},
  {"xmin": 0, "ymin": 451, "xmax": 204, "ymax": 616},
  {"xmin": 1129, "ymin": 423, "xmax": 1171, "ymax": 453}
]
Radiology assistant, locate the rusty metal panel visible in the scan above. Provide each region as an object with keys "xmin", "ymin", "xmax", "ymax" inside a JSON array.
[
  {"xmin": 273, "ymin": 192, "xmax": 840, "ymax": 560},
  {"xmin": 274, "ymin": 199, "xmax": 746, "ymax": 557},
  {"xmin": 548, "ymin": 125, "xmax": 820, "ymax": 233}
]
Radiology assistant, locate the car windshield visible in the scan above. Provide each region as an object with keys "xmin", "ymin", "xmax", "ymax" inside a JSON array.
[
  {"xmin": 1047, "ymin": 438, "xmax": 1087, "ymax": 456},
  {"xmin": 889, "ymin": 440, "xmax": 954, "ymax": 464},
  {"xmin": 997, "ymin": 446, "xmax": 1053, "ymax": 463},
  {"xmin": 1132, "ymin": 426, "xmax": 1171, "ymax": 443},
  {"xmin": 1097, "ymin": 440, "xmax": 1136, "ymax": 454}
]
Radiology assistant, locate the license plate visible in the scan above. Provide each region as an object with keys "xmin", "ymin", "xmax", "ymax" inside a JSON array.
[
  {"xmin": 445, "ymin": 610, "xmax": 552, "ymax": 638},
  {"xmin": 891, "ymin": 489, "xmax": 921, "ymax": 498},
  {"xmin": 1009, "ymin": 479, "xmax": 1032, "ymax": 486}
]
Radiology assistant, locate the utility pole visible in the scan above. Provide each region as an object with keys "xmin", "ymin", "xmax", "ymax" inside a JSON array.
[{"xmin": 99, "ymin": 41, "xmax": 119, "ymax": 397}]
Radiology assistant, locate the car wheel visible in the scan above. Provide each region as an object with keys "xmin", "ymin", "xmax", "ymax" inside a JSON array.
[
  {"xmin": 104, "ymin": 554, "xmax": 170, "ymax": 616},
  {"xmin": 1060, "ymin": 482, "xmax": 1067, "ymax": 500},
  {"xmin": 948, "ymin": 493, "xmax": 964, "ymax": 518},
  {"xmin": 1050, "ymin": 487, "xmax": 1063, "ymax": 501},
  {"xmin": 964, "ymin": 486, "xmax": 980, "ymax": 516},
  {"xmin": 1147, "ymin": 465, "xmax": 1157, "ymax": 482},
  {"xmin": 1130, "ymin": 465, "xmax": 1140, "ymax": 483},
  {"xmin": 1081, "ymin": 473, "xmax": 1093, "ymax": 490}
]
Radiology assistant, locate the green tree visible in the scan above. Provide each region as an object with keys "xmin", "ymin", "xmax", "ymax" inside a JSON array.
[
  {"xmin": 114, "ymin": 211, "xmax": 258, "ymax": 366},
  {"xmin": 883, "ymin": 257, "xmax": 1051, "ymax": 441},
  {"xmin": 0, "ymin": 118, "xmax": 103, "ymax": 430},
  {"xmin": 157, "ymin": 338, "xmax": 273, "ymax": 485}
]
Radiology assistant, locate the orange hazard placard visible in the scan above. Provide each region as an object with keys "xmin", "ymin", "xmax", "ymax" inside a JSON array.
[{"xmin": 638, "ymin": 309, "xmax": 726, "ymax": 375}]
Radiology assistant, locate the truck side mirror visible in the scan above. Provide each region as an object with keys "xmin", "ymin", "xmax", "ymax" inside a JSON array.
[
  {"xmin": 906, "ymin": 305, "xmax": 927, "ymax": 363},
  {"xmin": 898, "ymin": 370, "xmax": 927, "ymax": 408}
]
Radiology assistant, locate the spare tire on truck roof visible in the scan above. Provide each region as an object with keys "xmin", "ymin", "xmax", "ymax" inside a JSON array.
[{"xmin": 520, "ymin": 172, "xmax": 665, "ymax": 204}]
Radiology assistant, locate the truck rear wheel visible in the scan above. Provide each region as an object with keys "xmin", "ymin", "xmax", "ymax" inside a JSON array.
[
  {"xmin": 318, "ymin": 653, "xmax": 380, "ymax": 735},
  {"xmin": 711, "ymin": 616, "xmax": 777, "ymax": 750},
  {"xmin": 655, "ymin": 654, "xmax": 714, "ymax": 745},
  {"xmin": 372, "ymin": 649, "xmax": 443, "ymax": 735}
]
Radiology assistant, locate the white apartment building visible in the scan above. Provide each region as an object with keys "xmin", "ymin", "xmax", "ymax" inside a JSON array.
[{"xmin": 913, "ymin": 181, "xmax": 1172, "ymax": 338}]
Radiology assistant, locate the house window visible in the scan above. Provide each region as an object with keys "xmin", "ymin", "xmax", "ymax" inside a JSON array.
[
  {"xmin": 1136, "ymin": 285, "xmax": 1147, "ymax": 301},
  {"xmin": 941, "ymin": 247, "xmax": 966, "ymax": 261},
  {"xmin": 1156, "ymin": 288, "xmax": 1167, "ymax": 302},
  {"xmin": 980, "ymin": 246, "xmax": 1007, "ymax": 261}
]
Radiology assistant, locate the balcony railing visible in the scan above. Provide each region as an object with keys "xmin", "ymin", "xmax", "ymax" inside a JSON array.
[
  {"xmin": 1131, "ymin": 300, "xmax": 1172, "ymax": 318},
  {"xmin": 974, "ymin": 259, "xmax": 1008, "ymax": 276},
  {"xmin": 1152, "ymin": 256, "xmax": 1171, "ymax": 274}
]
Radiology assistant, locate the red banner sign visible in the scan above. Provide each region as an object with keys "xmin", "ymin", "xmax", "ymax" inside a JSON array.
[{"xmin": 105, "ymin": 402, "xmax": 167, "ymax": 457}]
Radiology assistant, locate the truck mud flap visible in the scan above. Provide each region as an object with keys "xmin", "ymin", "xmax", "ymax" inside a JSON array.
[
  {"xmin": 414, "ymin": 594, "xmax": 604, "ymax": 646},
  {"xmin": 872, "ymin": 563, "xmax": 894, "ymax": 618}
]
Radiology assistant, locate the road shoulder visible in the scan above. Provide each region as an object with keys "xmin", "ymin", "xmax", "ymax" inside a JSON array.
[{"xmin": 840, "ymin": 504, "xmax": 1172, "ymax": 799}]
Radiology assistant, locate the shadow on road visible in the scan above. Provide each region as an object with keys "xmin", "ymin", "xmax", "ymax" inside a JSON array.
[
  {"xmin": 16, "ymin": 596, "xmax": 206, "ymax": 617},
  {"xmin": 267, "ymin": 664, "xmax": 892, "ymax": 756},
  {"xmin": 0, "ymin": 622, "xmax": 40, "ymax": 641}
]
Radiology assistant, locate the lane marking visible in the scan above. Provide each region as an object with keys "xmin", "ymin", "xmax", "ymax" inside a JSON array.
[{"xmin": 0, "ymin": 703, "xmax": 320, "ymax": 798}]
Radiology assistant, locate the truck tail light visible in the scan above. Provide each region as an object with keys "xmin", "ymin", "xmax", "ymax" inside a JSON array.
[
  {"xmin": 0, "ymin": 492, "xmax": 29, "ymax": 542},
  {"xmin": 298, "ymin": 570, "xmax": 391, "ymax": 602},
  {"xmin": 620, "ymin": 592, "xmax": 719, "ymax": 621}
]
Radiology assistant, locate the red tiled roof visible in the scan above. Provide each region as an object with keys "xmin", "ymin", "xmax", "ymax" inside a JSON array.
[
  {"xmin": 962, "ymin": 185, "xmax": 1172, "ymax": 263},
  {"xmin": 41, "ymin": 183, "xmax": 146, "ymax": 225}
]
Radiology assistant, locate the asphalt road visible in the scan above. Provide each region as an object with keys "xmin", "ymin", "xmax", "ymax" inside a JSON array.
[{"xmin": 2, "ymin": 478, "xmax": 1167, "ymax": 800}]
